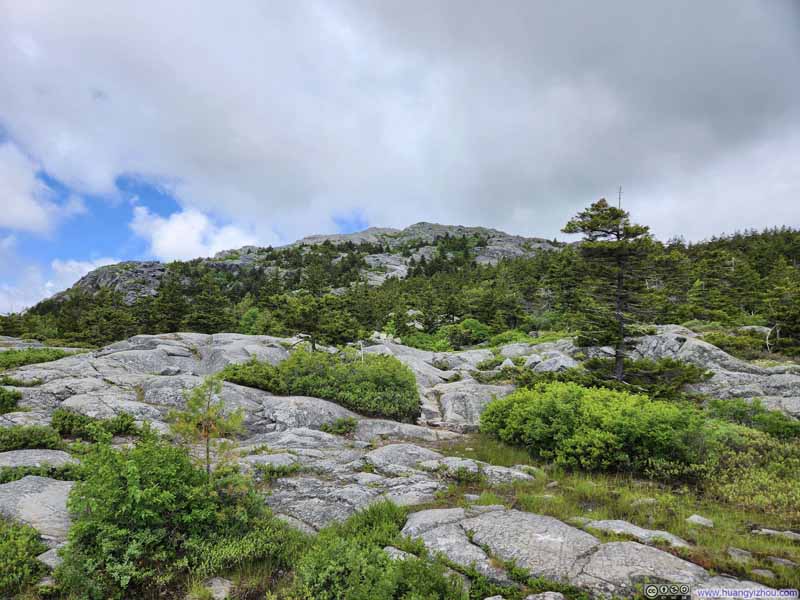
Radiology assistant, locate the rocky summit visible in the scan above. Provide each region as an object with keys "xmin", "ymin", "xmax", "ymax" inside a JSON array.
[
  {"xmin": 0, "ymin": 329, "xmax": 793, "ymax": 598},
  {"xmin": 47, "ymin": 222, "xmax": 558, "ymax": 305}
]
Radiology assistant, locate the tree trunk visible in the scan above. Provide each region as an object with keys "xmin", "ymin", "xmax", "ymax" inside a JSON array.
[
  {"xmin": 614, "ymin": 263, "xmax": 625, "ymax": 381},
  {"xmin": 205, "ymin": 435, "xmax": 211, "ymax": 479}
]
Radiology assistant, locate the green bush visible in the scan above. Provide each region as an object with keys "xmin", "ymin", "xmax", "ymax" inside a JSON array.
[
  {"xmin": 513, "ymin": 357, "xmax": 710, "ymax": 401},
  {"xmin": 57, "ymin": 432, "xmax": 288, "ymax": 599},
  {"xmin": 292, "ymin": 502, "xmax": 463, "ymax": 600},
  {"xmin": 0, "ymin": 462, "xmax": 85, "ymax": 484},
  {"xmin": 0, "ymin": 425, "xmax": 62, "ymax": 452},
  {"xmin": 0, "ymin": 348, "xmax": 74, "ymax": 370},
  {"xmin": 707, "ymin": 398, "xmax": 800, "ymax": 440},
  {"xmin": 444, "ymin": 318, "xmax": 490, "ymax": 348},
  {"xmin": 320, "ymin": 416, "xmax": 359, "ymax": 436},
  {"xmin": 703, "ymin": 331, "xmax": 766, "ymax": 360},
  {"xmin": 0, "ymin": 386, "xmax": 21, "ymax": 414},
  {"xmin": 51, "ymin": 408, "xmax": 138, "ymax": 439},
  {"xmin": 481, "ymin": 382, "xmax": 714, "ymax": 481},
  {"xmin": 0, "ymin": 375, "xmax": 41, "ymax": 386},
  {"xmin": 0, "ymin": 517, "xmax": 47, "ymax": 597},
  {"xmin": 400, "ymin": 330, "xmax": 453, "ymax": 352},
  {"xmin": 222, "ymin": 348, "xmax": 420, "ymax": 422}
]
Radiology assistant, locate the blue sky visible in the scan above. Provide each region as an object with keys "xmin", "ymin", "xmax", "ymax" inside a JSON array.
[{"xmin": 2, "ymin": 1, "xmax": 799, "ymax": 312}]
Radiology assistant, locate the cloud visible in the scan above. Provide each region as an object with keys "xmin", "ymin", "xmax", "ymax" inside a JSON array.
[
  {"xmin": 0, "ymin": 141, "xmax": 90, "ymax": 234},
  {"xmin": 0, "ymin": 1, "xmax": 798, "ymax": 243},
  {"xmin": 130, "ymin": 205, "xmax": 263, "ymax": 261},
  {"xmin": 0, "ymin": 236, "xmax": 116, "ymax": 312}
]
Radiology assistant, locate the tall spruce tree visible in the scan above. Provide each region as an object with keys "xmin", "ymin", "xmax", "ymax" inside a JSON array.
[{"xmin": 563, "ymin": 199, "xmax": 652, "ymax": 380}]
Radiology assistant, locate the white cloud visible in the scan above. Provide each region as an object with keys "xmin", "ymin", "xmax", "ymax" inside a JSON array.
[
  {"xmin": 130, "ymin": 205, "xmax": 263, "ymax": 261},
  {"xmin": 0, "ymin": 141, "xmax": 91, "ymax": 234},
  {"xmin": 48, "ymin": 257, "xmax": 117, "ymax": 291},
  {"xmin": 0, "ymin": 236, "xmax": 117, "ymax": 312},
  {"xmin": 0, "ymin": 1, "xmax": 797, "ymax": 242}
]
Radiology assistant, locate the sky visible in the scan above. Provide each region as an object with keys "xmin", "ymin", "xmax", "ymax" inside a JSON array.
[{"xmin": 1, "ymin": 1, "xmax": 799, "ymax": 312}]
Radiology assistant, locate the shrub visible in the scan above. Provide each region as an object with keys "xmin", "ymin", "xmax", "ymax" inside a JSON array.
[
  {"xmin": 222, "ymin": 348, "xmax": 420, "ymax": 422},
  {"xmin": 0, "ymin": 425, "xmax": 62, "ymax": 452},
  {"xmin": 444, "ymin": 318, "xmax": 490, "ymax": 348},
  {"xmin": 0, "ymin": 386, "xmax": 21, "ymax": 414},
  {"xmin": 320, "ymin": 416, "xmax": 359, "ymax": 436},
  {"xmin": 401, "ymin": 331, "xmax": 453, "ymax": 352},
  {"xmin": 0, "ymin": 462, "xmax": 85, "ymax": 484},
  {"xmin": 707, "ymin": 398, "xmax": 800, "ymax": 440},
  {"xmin": 513, "ymin": 357, "xmax": 709, "ymax": 401},
  {"xmin": 0, "ymin": 375, "xmax": 41, "ymax": 386},
  {"xmin": 0, "ymin": 348, "xmax": 74, "ymax": 370},
  {"xmin": 57, "ymin": 432, "xmax": 285, "ymax": 599},
  {"xmin": 51, "ymin": 409, "xmax": 138, "ymax": 439},
  {"xmin": 481, "ymin": 382, "xmax": 714, "ymax": 481},
  {"xmin": 0, "ymin": 517, "xmax": 47, "ymax": 597},
  {"xmin": 703, "ymin": 331, "xmax": 766, "ymax": 360},
  {"xmin": 292, "ymin": 501, "xmax": 463, "ymax": 600}
]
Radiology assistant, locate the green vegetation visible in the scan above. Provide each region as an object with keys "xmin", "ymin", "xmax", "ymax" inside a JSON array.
[
  {"xmin": 0, "ymin": 425, "xmax": 62, "ymax": 452},
  {"xmin": 51, "ymin": 409, "xmax": 138, "ymax": 440},
  {"xmin": 480, "ymin": 383, "xmax": 800, "ymax": 517},
  {"xmin": 0, "ymin": 386, "xmax": 22, "ymax": 414},
  {"xmin": 319, "ymin": 416, "xmax": 359, "ymax": 436},
  {"xmin": 291, "ymin": 502, "xmax": 464, "ymax": 600},
  {"xmin": 2, "ymin": 224, "xmax": 797, "ymax": 359},
  {"xmin": 562, "ymin": 199, "xmax": 653, "ymax": 380},
  {"xmin": 0, "ymin": 348, "xmax": 75, "ymax": 370},
  {"xmin": 436, "ymin": 434, "xmax": 800, "ymax": 591},
  {"xmin": 0, "ymin": 462, "xmax": 85, "ymax": 484},
  {"xmin": 510, "ymin": 356, "xmax": 710, "ymax": 401},
  {"xmin": 57, "ymin": 430, "xmax": 301, "ymax": 599},
  {"xmin": 0, "ymin": 375, "xmax": 42, "ymax": 386},
  {"xmin": 222, "ymin": 348, "xmax": 419, "ymax": 422},
  {"xmin": 708, "ymin": 397, "xmax": 800, "ymax": 440},
  {"xmin": 0, "ymin": 517, "xmax": 48, "ymax": 597},
  {"xmin": 167, "ymin": 377, "xmax": 244, "ymax": 477}
]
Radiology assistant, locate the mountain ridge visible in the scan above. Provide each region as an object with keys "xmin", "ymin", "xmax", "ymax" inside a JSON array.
[{"xmin": 48, "ymin": 221, "xmax": 560, "ymax": 306}]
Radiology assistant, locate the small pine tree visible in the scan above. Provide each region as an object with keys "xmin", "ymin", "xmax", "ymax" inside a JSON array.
[
  {"xmin": 167, "ymin": 376, "xmax": 244, "ymax": 479},
  {"xmin": 563, "ymin": 199, "xmax": 652, "ymax": 381}
]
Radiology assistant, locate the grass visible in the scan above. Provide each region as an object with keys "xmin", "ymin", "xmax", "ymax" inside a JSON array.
[
  {"xmin": 433, "ymin": 433, "xmax": 800, "ymax": 591},
  {"xmin": 0, "ymin": 348, "xmax": 77, "ymax": 371}
]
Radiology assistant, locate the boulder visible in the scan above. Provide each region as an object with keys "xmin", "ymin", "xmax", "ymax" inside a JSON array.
[
  {"xmin": 0, "ymin": 450, "xmax": 78, "ymax": 469},
  {"xmin": 571, "ymin": 541, "xmax": 708, "ymax": 597},
  {"xmin": 461, "ymin": 509, "xmax": 600, "ymax": 581},
  {"xmin": 585, "ymin": 519, "xmax": 690, "ymax": 548},
  {"xmin": 0, "ymin": 476, "xmax": 74, "ymax": 544},
  {"xmin": 429, "ymin": 380, "xmax": 514, "ymax": 431},
  {"xmin": 686, "ymin": 514, "xmax": 714, "ymax": 528}
]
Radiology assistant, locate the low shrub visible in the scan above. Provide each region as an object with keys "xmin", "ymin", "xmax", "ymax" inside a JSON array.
[
  {"xmin": 707, "ymin": 398, "xmax": 800, "ymax": 440},
  {"xmin": 0, "ymin": 386, "xmax": 22, "ymax": 414},
  {"xmin": 0, "ymin": 425, "xmax": 62, "ymax": 452},
  {"xmin": 0, "ymin": 517, "xmax": 47, "ymax": 597},
  {"xmin": 513, "ymin": 357, "xmax": 710, "ymax": 401},
  {"xmin": 51, "ymin": 409, "xmax": 138, "ymax": 439},
  {"xmin": 0, "ymin": 462, "xmax": 85, "ymax": 484},
  {"xmin": 221, "ymin": 348, "xmax": 419, "ymax": 422},
  {"xmin": 400, "ymin": 330, "xmax": 453, "ymax": 352},
  {"xmin": 481, "ymin": 382, "xmax": 714, "ymax": 481},
  {"xmin": 0, "ymin": 375, "xmax": 41, "ymax": 386},
  {"xmin": 291, "ymin": 501, "xmax": 463, "ymax": 600},
  {"xmin": 319, "ymin": 416, "xmax": 359, "ymax": 436},
  {"xmin": 443, "ymin": 318, "xmax": 491, "ymax": 348},
  {"xmin": 0, "ymin": 348, "xmax": 74, "ymax": 370},
  {"xmin": 57, "ymin": 432, "xmax": 288, "ymax": 599},
  {"xmin": 703, "ymin": 331, "xmax": 767, "ymax": 360}
]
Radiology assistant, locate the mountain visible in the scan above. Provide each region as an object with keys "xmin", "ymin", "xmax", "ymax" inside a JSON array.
[{"xmin": 54, "ymin": 222, "xmax": 559, "ymax": 306}]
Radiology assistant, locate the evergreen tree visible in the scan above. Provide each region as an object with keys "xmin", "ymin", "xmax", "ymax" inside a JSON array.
[
  {"xmin": 563, "ymin": 199, "xmax": 652, "ymax": 380},
  {"xmin": 182, "ymin": 272, "xmax": 234, "ymax": 333},
  {"xmin": 167, "ymin": 376, "xmax": 244, "ymax": 479}
]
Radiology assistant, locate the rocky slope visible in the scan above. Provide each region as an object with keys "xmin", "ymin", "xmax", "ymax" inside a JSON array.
[
  {"xmin": 1, "ymin": 330, "xmax": 796, "ymax": 597},
  {"xmin": 46, "ymin": 222, "xmax": 558, "ymax": 305}
]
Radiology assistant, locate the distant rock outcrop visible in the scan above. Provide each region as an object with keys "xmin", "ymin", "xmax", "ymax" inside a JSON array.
[{"xmin": 37, "ymin": 222, "xmax": 559, "ymax": 305}]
